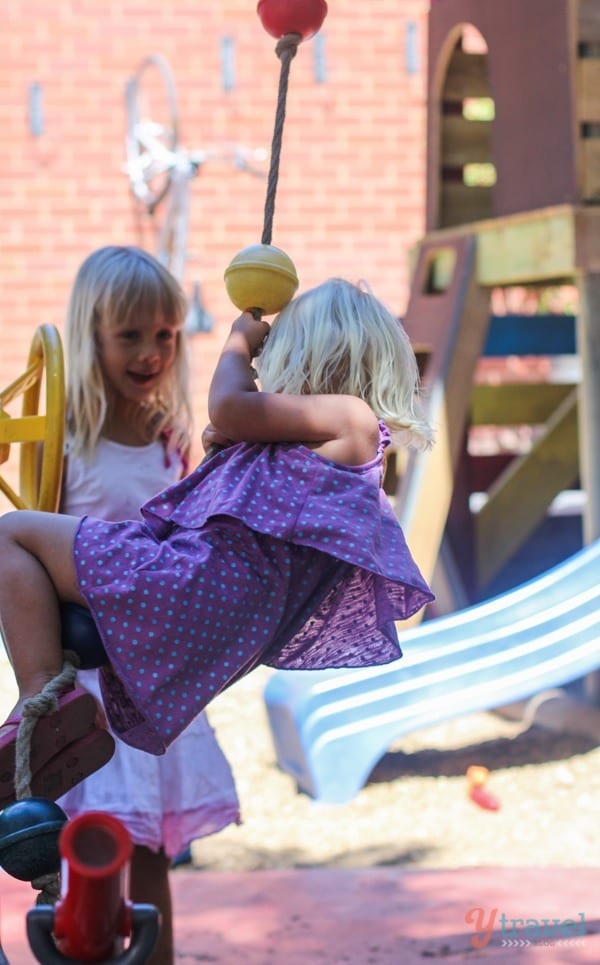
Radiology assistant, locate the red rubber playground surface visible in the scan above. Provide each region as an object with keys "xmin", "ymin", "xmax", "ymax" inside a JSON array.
[{"xmin": 1, "ymin": 865, "xmax": 599, "ymax": 963}]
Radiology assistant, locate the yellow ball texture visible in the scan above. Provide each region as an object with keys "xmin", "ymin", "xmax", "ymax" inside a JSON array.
[{"xmin": 224, "ymin": 244, "xmax": 299, "ymax": 315}]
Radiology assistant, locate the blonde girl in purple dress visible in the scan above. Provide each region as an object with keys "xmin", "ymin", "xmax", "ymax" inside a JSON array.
[
  {"xmin": 2, "ymin": 246, "xmax": 240, "ymax": 965},
  {"xmin": 0, "ymin": 276, "xmax": 435, "ymax": 790}
]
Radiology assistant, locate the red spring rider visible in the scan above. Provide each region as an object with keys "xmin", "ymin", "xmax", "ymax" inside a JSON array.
[{"xmin": 26, "ymin": 811, "xmax": 159, "ymax": 964}]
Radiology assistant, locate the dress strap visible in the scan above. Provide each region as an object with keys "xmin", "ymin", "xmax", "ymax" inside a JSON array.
[{"xmin": 378, "ymin": 421, "xmax": 392, "ymax": 451}]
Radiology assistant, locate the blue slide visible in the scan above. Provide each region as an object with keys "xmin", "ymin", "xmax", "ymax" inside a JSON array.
[{"xmin": 264, "ymin": 541, "xmax": 600, "ymax": 803}]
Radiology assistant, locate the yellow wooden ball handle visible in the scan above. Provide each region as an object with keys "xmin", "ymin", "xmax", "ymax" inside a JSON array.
[
  {"xmin": 202, "ymin": 245, "xmax": 298, "ymax": 465},
  {"xmin": 224, "ymin": 244, "xmax": 299, "ymax": 316}
]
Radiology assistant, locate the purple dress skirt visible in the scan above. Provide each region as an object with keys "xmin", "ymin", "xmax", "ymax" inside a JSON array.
[{"xmin": 74, "ymin": 424, "xmax": 434, "ymax": 755}]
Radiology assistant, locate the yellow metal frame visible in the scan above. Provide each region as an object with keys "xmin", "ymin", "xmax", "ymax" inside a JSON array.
[{"xmin": 0, "ymin": 324, "xmax": 65, "ymax": 512}]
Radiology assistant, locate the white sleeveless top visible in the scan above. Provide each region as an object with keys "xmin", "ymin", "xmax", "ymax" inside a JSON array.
[{"xmin": 62, "ymin": 438, "xmax": 183, "ymax": 520}]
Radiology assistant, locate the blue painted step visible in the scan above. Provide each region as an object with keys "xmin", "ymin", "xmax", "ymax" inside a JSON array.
[{"xmin": 483, "ymin": 313, "xmax": 576, "ymax": 356}]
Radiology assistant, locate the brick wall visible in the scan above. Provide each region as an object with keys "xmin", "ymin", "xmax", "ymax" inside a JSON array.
[{"xmin": 0, "ymin": 0, "xmax": 428, "ymax": 498}]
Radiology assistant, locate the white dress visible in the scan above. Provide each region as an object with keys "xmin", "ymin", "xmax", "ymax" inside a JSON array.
[{"xmin": 58, "ymin": 438, "xmax": 240, "ymax": 857}]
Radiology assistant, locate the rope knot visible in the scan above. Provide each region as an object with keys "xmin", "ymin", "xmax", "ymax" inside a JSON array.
[
  {"xmin": 275, "ymin": 32, "xmax": 302, "ymax": 61},
  {"xmin": 33, "ymin": 872, "xmax": 61, "ymax": 906},
  {"xmin": 21, "ymin": 692, "xmax": 59, "ymax": 721}
]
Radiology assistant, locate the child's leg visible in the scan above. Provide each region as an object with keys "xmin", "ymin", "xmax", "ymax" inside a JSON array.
[
  {"xmin": 130, "ymin": 845, "xmax": 173, "ymax": 965},
  {"xmin": 0, "ymin": 511, "xmax": 86, "ymax": 711}
]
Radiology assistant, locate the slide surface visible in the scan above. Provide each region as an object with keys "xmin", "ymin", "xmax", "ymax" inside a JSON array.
[{"xmin": 264, "ymin": 541, "xmax": 600, "ymax": 803}]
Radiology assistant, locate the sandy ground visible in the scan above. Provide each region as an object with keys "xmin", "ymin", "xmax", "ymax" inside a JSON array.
[
  {"xmin": 188, "ymin": 667, "xmax": 600, "ymax": 872},
  {"xmin": 1, "ymin": 653, "xmax": 598, "ymax": 874}
]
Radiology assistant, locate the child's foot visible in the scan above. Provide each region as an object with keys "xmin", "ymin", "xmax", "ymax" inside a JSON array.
[{"xmin": 0, "ymin": 686, "xmax": 101, "ymax": 799}]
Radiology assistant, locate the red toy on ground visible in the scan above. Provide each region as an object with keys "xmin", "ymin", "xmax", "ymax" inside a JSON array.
[{"xmin": 466, "ymin": 765, "xmax": 501, "ymax": 811}]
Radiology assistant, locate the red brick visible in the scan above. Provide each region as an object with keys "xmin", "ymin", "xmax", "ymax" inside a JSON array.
[{"xmin": 0, "ymin": 0, "xmax": 429, "ymax": 454}]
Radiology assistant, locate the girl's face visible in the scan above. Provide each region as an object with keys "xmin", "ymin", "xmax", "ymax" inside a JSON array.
[{"xmin": 97, "ymin": 310, "xmax": 179, "ymax": 404}]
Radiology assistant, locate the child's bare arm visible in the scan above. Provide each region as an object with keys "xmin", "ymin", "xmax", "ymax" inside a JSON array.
[
  {"xmin": 209, "ymin": 313, "xmax": 268, "ymax": 412},
  {"xmin": 208, "ymin": 313, "xmax": 378, "ymax": 465}
]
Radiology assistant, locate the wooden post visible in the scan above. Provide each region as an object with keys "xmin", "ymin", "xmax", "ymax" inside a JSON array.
[
  {"xmin": 396, "ymin": 234, "xmax": 490, "ymax": 617},
  {"xmin": 575, "ymin": 270, "xmax": 600, "ymax": 703},
  {"xmin": 576, "ymin": 271, "xmax": 600, "ymax": 544}
]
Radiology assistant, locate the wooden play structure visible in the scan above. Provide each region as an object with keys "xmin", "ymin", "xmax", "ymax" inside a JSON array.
[
  {"xmin": 264, "ymin": 0, "xmax": 600, "ymax": 803},
  {"xmin": 395, "ymin": 0, "xmax": 600, "ymax": 608}
]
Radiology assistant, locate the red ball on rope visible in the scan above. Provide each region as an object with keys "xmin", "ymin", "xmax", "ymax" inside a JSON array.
[{"xmin": 257, "ymin": 0, "xmax": 328, "ymax": 40}]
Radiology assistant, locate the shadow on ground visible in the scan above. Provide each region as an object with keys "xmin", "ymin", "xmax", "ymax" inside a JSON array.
[{"xmin": 368, "ymin": 724, "xmax": 597, "ymax": 783}]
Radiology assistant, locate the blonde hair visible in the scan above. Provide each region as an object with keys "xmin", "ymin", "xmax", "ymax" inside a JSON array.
[
  {"xmin": 255, "ymin": 277, "xmax": 433, "ymax": 450},
  {"xmin": 65, "ymin": 245, "xmax": 192, "ymax": 458}
]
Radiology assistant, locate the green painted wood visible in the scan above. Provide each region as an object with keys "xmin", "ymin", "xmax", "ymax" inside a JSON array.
[
  {"xmin": 475, "ymin": 389, "xmax": 579, "ymax": 589},
  {"xmin": 471, "ymin": 383, "xmax": 575, "ymax": 425},
  {"xmin": 415, "ymin": 205, "xmax": 585, "ymax": 285}
]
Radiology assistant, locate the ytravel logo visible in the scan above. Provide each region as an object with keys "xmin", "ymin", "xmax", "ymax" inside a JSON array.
[{"xmin": 465, "ymin": 907, "xmax": 587, "ymax": 949}]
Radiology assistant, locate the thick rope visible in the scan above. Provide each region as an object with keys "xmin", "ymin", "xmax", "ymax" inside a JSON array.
[
  {"xmin": 14, "ymin": 654, "xmax": 80, "ymax": 800},
  {"xmin": 14, "ymin": 652, "xmax": 80, "ymax": 905},
  {"xmin": 261, "ymin": 33, "xmax": 302, "ymax": 246},
  {"xmin": 32, "ymin": 872, "xmax": 61, "ymax": 906}
]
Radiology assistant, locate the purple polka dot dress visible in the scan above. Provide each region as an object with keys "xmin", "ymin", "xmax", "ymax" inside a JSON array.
[{"xmin": 74, "ymin": 423, "xmax": 434, "ymax": 754}]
